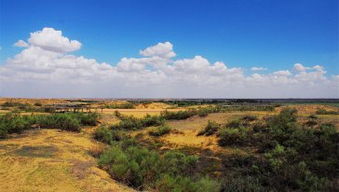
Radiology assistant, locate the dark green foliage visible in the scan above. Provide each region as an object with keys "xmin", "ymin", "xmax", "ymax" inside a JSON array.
[
  {"xmin": 221, "ymin": 105, "xmax": 275, "ymax": 112},
  {"xmin": 111, "ymin": 114, "xmax": 164, "ymax": 130},
  {"xmin": 97, "ymin": 141, "xmax": 217, "ymax": 191},
  {"xmin": 221, "ymin": 176, "xmax": 265, "ymax": 192},
  {"xmin": 0, "ymin": 112, "xmax": 100, "ymax": 138},
  {"xmin": 33, "ymin": 113, "xmax": 81, "ymax": 132},
  {"xmin": 142, "ymin": 114, "xmax": 165, "ymax": 127},
  {"xmin": 226, "ymin": 119, "xmax": 247, "ymax": 129},
  {"xmin": 315, "ymin": 108, "xmax": 339, "ymax": 115},
  {"xmin": 160, "ymin": 106, "xmax": 223, "ymax": 120},
  {"xmin": 198, "ymin": 109, "xmax": 209, "ymax": 117},
  {"xmin": 155, "ymin": 175, "xmax": 220, "ymax": 192},
  {"xmin": 241, "ymin": 115, "xmax": 257, "ymax": 121},
  {"xmin": 34, "ymin": 102, "xmax": 42, "ymax": 106},
  {"xmin": 75, "ymin": 112, "xmax": 99, "ymax": 126},
  {"xmin": 149, "ymin": 125, "xmax": 171, "ymax": 137},
  {"xmin": 197, "ymin": 120, "xmax": 220, "ymax": 136},
  {"xmin": 0, "ymin": 113, "xmax": 32, "ymax": 138},
  {"xmin": 0, "ymin": 102, "xmax": 44, "ymax": 112},
  {"xmin": 218, "ymin": 127, "xmax": 249, "ymax": 146},
  {"xmin": 161, "ymin": 109, "xmax": 197, "ymax": 120},
  {"xmin": 94, "ymin": 126, "xmax": 114, "ymax": 144},
  {"xmin": 218, "ymin": 108, "xmax": 339, "ymax": 191}
]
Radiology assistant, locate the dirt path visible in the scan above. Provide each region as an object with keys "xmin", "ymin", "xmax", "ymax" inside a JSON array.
[{"xmin": 0, "ymin": 128, "xmax": 134, "ymax": 192}]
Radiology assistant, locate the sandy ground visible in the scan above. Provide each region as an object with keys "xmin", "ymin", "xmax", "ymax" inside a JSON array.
[{"xmin": 0, "ymin": 128, "xmax": 135, "ymax": 192}]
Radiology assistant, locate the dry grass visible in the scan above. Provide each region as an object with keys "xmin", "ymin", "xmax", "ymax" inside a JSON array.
[{"xmin": 0, "ymin": 129, "xmax": 134, "ymax": 192}]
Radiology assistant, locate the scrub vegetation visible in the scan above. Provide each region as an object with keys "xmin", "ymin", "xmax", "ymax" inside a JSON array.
[{"xmin": 0, "ymin": 98, "xmax": 338, "ymax": 192}]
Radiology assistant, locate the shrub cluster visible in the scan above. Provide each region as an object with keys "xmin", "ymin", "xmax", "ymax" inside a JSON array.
[
  {"xmin": 0, "ymin": 113, "xmax": 32, "ymax": 138},
  {"xmin": 160, "ymin": 106, "xmax": 221, "ymax": 120},
  {"xmin": 97, "ymin": 139, "xmax": 219, "ymax": 191},
  {"xmin": 221, "ymin": 105, "xmax": 275, "ymax": 112},
  {"xmin": 111, "ymin": 114, "xmax": 164, "ymax": 130},
  {"xmin": 315, "ymin": 108, "xmax": 339, "ymax": 115},
  {"xmin": 1, "ymin": 102, "xmax": 44, "ymax": 112},
  {"xmin": 0, "ymin": 112, "xmax": 100, "ymax": 138},
  {"xmin": 94, "ymin": 126, "xmax": 126, "ymax": 144},
  {"xmin": 218, "ymin": 108, "xmax": 338, "ymax": 191},
  {"xmin": 197, "ymin": 120, "xmax": 220, "ymax": 136},
  {"xmin": 149, "ymin": 125, "xmax": 171, "ymax": 137}
]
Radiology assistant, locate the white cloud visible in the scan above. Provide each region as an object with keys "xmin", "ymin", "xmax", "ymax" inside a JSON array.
[
  {"xmin": 294, "ymin": 63, "xmax": 309, "ymax": 72},
  {"xmin": 273, "ymin": 70, "xmax": 292, "ymax": 76},
  {"xmin": 251, "ymin": 67, "xmax": 267, "ymax": 71},
  {"xmin": 140, "ymin": 41, "xmax": 176, "ymax": 58},
  {"xmin": 0, "ymin": 27, "xmax": 338, "ymax": 98},
  {"xmin": 14, "ymin": 40, "xmax": 29, "ymax": 47},
  {"xmin": 28, "ymin": 27, "xmax": 81, "ymax": 52}
]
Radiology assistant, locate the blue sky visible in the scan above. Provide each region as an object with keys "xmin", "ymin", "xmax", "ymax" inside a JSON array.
[
  {"xmin": 1, "ymin": 0, "xmax": 338, "ymax": 74},
  {"xmin": 0, "ymin": 0, "xmax": 338, "ymax": 98}
]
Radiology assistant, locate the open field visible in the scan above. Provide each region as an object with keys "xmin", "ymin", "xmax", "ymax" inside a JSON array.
[{"xmin": 0, "ymin": 98, "xmax": 338, "ymax": 192}]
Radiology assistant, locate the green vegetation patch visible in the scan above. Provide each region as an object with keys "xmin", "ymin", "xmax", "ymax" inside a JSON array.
[
  {"xmin": 0, "ymin": 112, "xmax": 100, "ymax": 138},
  {"xmin": 149, "ymin": 125, "xmax": 172, "ymax": 137}
]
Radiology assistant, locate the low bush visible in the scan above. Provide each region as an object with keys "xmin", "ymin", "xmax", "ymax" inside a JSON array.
[
  {"xmin": 197, "ymin": 120, "xmax": 220, "ymax": 136},
  {"xmin": 315, "ymin": 109, "xmax": 339, "ymax": 115},
  {"xmin": 75, "ymin": 112, "xmax": 99, "ymax": 126},
  {"xmin": 94, "ymin": 126, "xmax": 114, "ymax": 144},
  {"xmin": 155, "ymin": 175, "xmax": 220, "ymax": 192},
  {"xmin": 0, "ymin": 112, "xmax": 100, "ymax": 138},
  {"xmin": 218, "ymin": 128, "xmax": 249, "ymax": 146},
  {"xmin": 149, "ymin": 125, "xmax": 171, "ymax": 137},
  {"xmin": 0, "ymin": 113, "xmax": 32, "ymax": 138},
  {"xmin": 241, "ymin": 115, "xmax": 257, "ymax": 121},
  {"xmin": 35, "ymin": 113, "xmax": 81, "ymax": 132},
  {"xmin": 97, "ymin": 141, "xmax": 217, "ymax": 191},
  {"xmin": 218, "ymin": 108, "xmax": 339, "ymax": 191},
  {"xmin": 94, "ymin": 126, "xmax": 127, "ymax": 144},
  {"xmin": 111, "ymin": 114, "xmax": 164, "ymax": 130},
  {"xmin": 161, "ymin": 109, "xmax": 197, "ymax": 120}
]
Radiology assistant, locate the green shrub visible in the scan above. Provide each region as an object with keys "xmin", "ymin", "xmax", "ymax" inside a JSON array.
[
  {"xmin": 149, "ymin": 125, "xmax": 171, "ymax": 137},
  {"xmin": 218, "ymin": 128, "xmax": 249, "ymax": 146},
  {"xmin": 221, "ymin": 176, "xmax": 265, "ymax": 192},
  {"xmin": 142, "ymin": 114, "xmax": 165, "ymax": 127},
  {"xmin": 161, "ymin": 109, "xmax": 197, "ymax": 120},
  {"xmin": 75, "ymin": 112, "xmax": 99, "ymax": 126},
  {"xmin": 241, "ymin": 115, "xmax": 257, "ymax": 121},
  {"xmin": 226, "ymin": 119, "xmax": 248, "ymax": 129},
  {"xmin": 112, "ymin": 114, "xmax": 164, "ymax": 130},
  {"xmin": 155, "ymin": 175, "xmax": 220, "ymax": 192},
  {"xmin": 35, "ymin": 114, "xmax": 81, "ymax": 132},
  {"xmin": 316, "ymin": 109, "xmax": 339, "ymax": 115},
  {"xmin": 197, "ymin": 120, "xmax": 220, "ymax": 136},
  {"xmin": 198, "ymin": 109, "xmax": 209, "ymax": 117},
  {"xmin": 97, "ymin": 140, "xmax": 205, "ymax": 190},
  {"xmin": 0, "ymin": 113, "xmax": 32, "ymax": 138},
  {"xmin": 94, "ymin": 126, "xmax": 113, "ymax": 144}
]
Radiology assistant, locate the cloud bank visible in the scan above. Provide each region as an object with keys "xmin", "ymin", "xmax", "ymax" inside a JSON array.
[{"xmin": 0, "ymin": 27, "xmax": 338, "ymax": 98}]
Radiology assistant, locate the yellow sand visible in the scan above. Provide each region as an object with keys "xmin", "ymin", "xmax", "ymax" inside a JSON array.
[{"xmin": 0, "ymin": 129, "xmax": 134, "ymax": 192}]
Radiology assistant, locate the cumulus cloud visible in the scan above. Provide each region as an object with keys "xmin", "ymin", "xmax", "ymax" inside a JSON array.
[
  {"xmin": 0, "ymin": 27, "xmax": 338, "ymax": 98},
  {"xmin": 251, "ymin": 67, "xmax": 267, "ymax": 71},
  {"xmin": 28, "ymin": 27, "xmax": 81, "ymax": 52},
  {"xmin": 294, "ymin": 63, "xmax": 309, "ymax": 72},
  {"xmin": 273, "ymin": 70, "xmax": 292, "ymax": 76},
  {"xmin": 14, "ymin": 40, "xmax": 29, "ymax": 47},
  {"xmin": 140, "ymin": 41, "xmax": 176, "ymax": 58}
]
